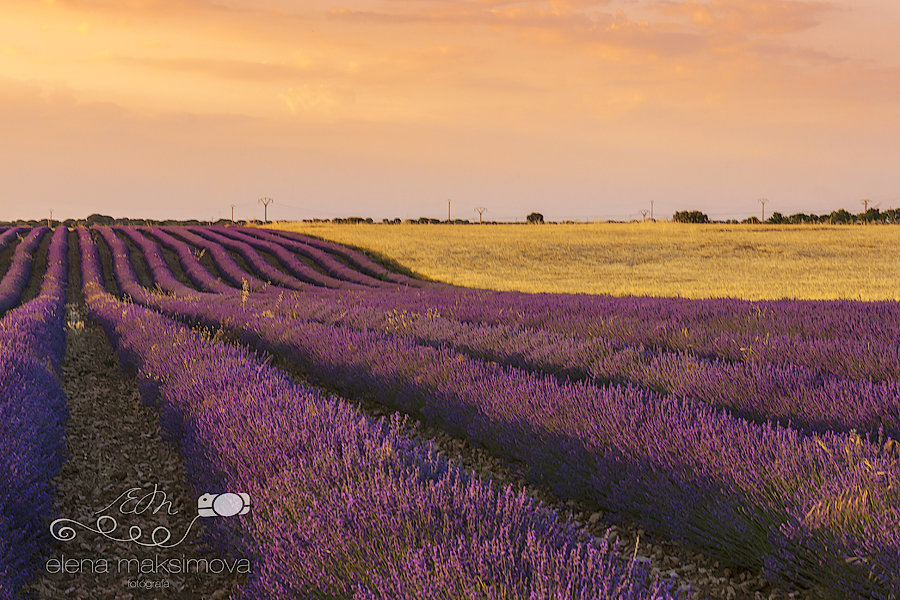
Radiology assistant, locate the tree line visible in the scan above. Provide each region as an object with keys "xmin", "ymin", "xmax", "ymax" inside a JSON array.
[{"xmin": 673, "ymin": 207, "xmax": 900, "ymax": 224}]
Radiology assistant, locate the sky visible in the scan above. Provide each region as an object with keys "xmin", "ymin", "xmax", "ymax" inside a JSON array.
[{"xmin": 0, "ymin": 0, "xmax": 898, "ymax": 222}]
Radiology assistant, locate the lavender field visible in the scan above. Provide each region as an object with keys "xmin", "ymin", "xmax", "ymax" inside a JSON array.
[{"xmin": 1, "ymin": 225, "xmax": 898, "ymax": 600}]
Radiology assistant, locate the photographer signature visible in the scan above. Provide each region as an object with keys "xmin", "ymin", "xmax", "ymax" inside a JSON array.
[{"xmin": 50, "ymin": 484, "xmax": 250, "ymax": 548}]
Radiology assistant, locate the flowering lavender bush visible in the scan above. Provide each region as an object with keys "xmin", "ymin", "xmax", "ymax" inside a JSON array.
[
  {"xmin": 0, "ymin": 227, "xmax": 68, "ymax": 600},
  {"xmin": 0, "ymin": 227, "xmax": 49, "ymax": 315}
]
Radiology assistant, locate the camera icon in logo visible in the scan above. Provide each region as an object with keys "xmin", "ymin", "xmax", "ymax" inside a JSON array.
[{"xmin": 197, "ymin": 493, "xmax": 251, "ymax": 518}]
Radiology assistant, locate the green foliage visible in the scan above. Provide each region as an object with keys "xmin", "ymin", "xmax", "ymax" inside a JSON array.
[
  {"xmin": 673, "ymin": 210, "xmax": 710, "ymax": 224},
  {"xmin": 827, "ymin": 209, "xmax": 852, "ymax": 224},
  {"xmin": 526, "ymin": 212, "xmax": 544, "ymax": 224},
  {"xmin": 85, "ymin": 213, "xmax": 115, "ymax": 225}
]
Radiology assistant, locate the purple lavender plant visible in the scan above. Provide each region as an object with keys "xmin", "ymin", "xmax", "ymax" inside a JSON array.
[{"xmin": 0, "ymin": 227, "xmax": 69, "ymax": 600}]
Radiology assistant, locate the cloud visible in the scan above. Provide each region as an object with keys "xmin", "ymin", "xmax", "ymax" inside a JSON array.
[
  {"xmin": 328, "ymin": 2, "xmax": 705, "ymax": 57},
  {"xmin": 652, "ymin": 0, "xmax": 838, "ymax": 36},
  {"xmin": 114, "ymin": 56, "xmax": 334, "ymax": 82},
  {"xmin": 40, "ymin": 0, "xmax": 242, "ymax": 15}
]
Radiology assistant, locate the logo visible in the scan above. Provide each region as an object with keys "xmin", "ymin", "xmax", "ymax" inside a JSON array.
[
  {"xmin": 197, "ymin": 493, "xmax": 251, "ymax": 518},
  {"xmin": 50, "ymin": 484, "xmax": 251, "ymax": 548}
]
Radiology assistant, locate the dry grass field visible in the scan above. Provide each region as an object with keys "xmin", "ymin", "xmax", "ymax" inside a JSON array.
[{"xmin": 264, "ymin": 222, "xmax": 900, "ymax": 300}]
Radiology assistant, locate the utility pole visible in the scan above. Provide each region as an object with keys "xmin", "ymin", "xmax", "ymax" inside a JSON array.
[
  {"xmin": 475, "ymin": 207, "xmax": 487, "ymax": 224},
  {"xmin": 259, "ymin": 197, "xmax": 274, "ymax": 223},
  {"xmin": 447, "ymin": 199, "xmax": 451, "ymax": 222},
  {"xmin": 650, "ymin": 200, "xmax": 654, "ymax": 221},
  {"xmin": 48, "ymin": 209, "xmax": 53, "ymax": 228},
  {"xmin": 231, "ymin": 204, "xmax": 236, "ymax": 223},
  {"xmin": 640, "ymin": 209, "xmax": 649, "ymax": 222},
  {"xmin": 861, "ymin": 199, "xmax": 874, "ymax": 225},
  {"xmin": 758, "ymin": 198, "xmax": 768, "ymax": 222}
]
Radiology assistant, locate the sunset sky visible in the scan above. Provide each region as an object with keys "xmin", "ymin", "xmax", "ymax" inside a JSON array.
[{"xmin": 1, "ymin": 0, "xmax": 898, "ymax": 221}]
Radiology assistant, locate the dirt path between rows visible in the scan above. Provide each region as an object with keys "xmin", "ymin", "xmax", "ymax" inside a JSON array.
[
  {"xmin": 19, "ymin": 231, "xmax": 52, "ymax": 305},
  {"xmin": 25, "ymin": 305, "xmax": 245, "ymax": 600}
]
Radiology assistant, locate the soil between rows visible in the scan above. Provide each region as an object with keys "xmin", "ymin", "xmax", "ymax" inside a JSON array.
[
  {"xmin": 20, "ymin": 231, "xmax": 53, "ymax": 305},
  {"xmin": 112, "ymin": 228, "xmax": 819, "ymax": 600}
]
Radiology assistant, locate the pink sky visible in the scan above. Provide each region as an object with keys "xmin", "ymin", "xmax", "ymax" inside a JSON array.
[{"xmin": 1, "ymin": 0, "xmax": 898, "ymax": 221}]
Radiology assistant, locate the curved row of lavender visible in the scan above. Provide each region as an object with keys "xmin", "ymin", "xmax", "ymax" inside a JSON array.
[
  {"xmin": 265, "ymin": 227, "xmax": 438, "ymax": 287},
  {"xmin": 160, "ymin": 226, "xmax": 271, "ymax": 292},
  {"xmin": 241, "ymin": 227, "xmax": 399, "ymax": 288},
  {"xmin": 0, "ymin": 227, "xmax": 49, "ymax": 315},
  {"xmin": 80, "ymin": 227, "xmax": 675, "ymax": 600},
  {"xmin": 0, "ymin": 227, "xmax": 69, "ymax": 600},
  {"xmin": 137, "ymin": 226, "xmax": 236, "ymax": 294},
  {"xmin": 93, "ymin": 226, "xmax": 900, "ymax": 598},
  {"xmin": 187, "ymin": 226, "xmax": 361, "ymax": 290},
  {"xmin": 0, "ymin": 227, "xmax": 25, "ymax": 252},
  {"xmin": 127, "ymin": 225, "xmax": 900, "ymax": 441}
]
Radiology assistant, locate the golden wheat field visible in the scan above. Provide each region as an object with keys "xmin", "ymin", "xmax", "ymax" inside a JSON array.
[{"xmin": 264, "ymin": 222, "xmax": 900, "ymax": 300}]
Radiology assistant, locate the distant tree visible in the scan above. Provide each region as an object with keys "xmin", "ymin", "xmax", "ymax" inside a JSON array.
[
  {"xmin": 884, "ymin": 209, "xmax": 900, "ymax": 224},
  {"xmin": 858, "ymin": 208, "xmax": 884, "ymax": 224},
  {"xmin": 672, "ymin": 210, "xmax": 709, "ymax": 224},
  {"xmin": 828, "ymin": 209, "xmax": 853, "ymax": 224},
  {"xmin": 787, "ymin": 213, "xmax": 817, "ymax": 224},
  {"xmin": 526, "ymin": 212, "xmax": 544, "ymax": 224},
  {"xmin": 85, "ymin": 213, "xmax": 114, "ymax": 225},
  {"xmin": 741, "ymin": 216, "xmax": 761, "ymax": 224},
  {"xmin": 766, "ymin": 212, "xmax": 789, "ymax": 224}
]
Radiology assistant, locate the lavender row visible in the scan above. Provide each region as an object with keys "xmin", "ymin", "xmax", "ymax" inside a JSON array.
[
  {"xmin": 0, "ymin": 227, "xmax": 69, "ymax": 600},
  {"xmin": 0, "ymin": 228, "xmax": 49, "ymax": 315},
  {"xmin": 241, "ymin": 227, "xmax": 399, "ymax": 288},
  {"xmin": 281, "ymin": 283, "xmax": 900, "ymax": 382},
  {"xmin": 163, "ymin": 227, "xmax": 270, "ymax": 292},
  {"xmin": 183, "ymin": 226, "xmax": 320, "ymax": 290},
  {"xmin": 113, "ymin": 227, "xmax": 210, "ymax": 297},
  {"xmin": 137, "ymin": 226, "xmax": 236, "ymax": 294},
  {"xmin": 94, "ymin": 227, "xmax": 900, "ymax": 598},
  {"xmin": 188, "ymin": 226, "xmax": 364, "ymax": 289},
  {"xmin": 222, "ymin": 289, "xmax": 900, "ymax": 440},
  {"xmin": 79, "ymin": 228, "xmax": 673, "ymax": 600},
  {"xmin": 116, "ymin": 227, "xmax": 900, "ymax": 440},
  {"xmin": 0, "ymin": 227, "xmax": 25, "ymax": 253},
  {"xmin": 258, "ymin": 227, "xmax": 438, "ymax": 287},
  {"xmin": 186, "ymin": 225, "xmax": 409, "ymax": 292},
  {"xmin": 133, "ymin": 225, "xmax": 393, "ymax": 296}
]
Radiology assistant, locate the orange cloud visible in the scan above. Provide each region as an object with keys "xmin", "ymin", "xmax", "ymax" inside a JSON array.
[{"xmin": 653, "ymin": 0, "xmax": 838, "ymax": 36}]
